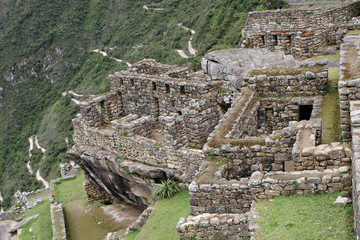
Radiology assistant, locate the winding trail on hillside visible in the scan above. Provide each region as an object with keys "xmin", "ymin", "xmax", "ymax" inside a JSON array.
[
  {"xmin": 0, "ymin": 192, "xmax": 3, "ymax": 212},
  {"xmin": 177, "ymin": 23, "xmax": 197, "ymax": 56},
  {"xmin": 27, "ymin": 136, "xmax": 34, "ymax": 174},
  {"xmin": 175, "ymin": 50, "xmax": 189, "ymax": 59},
  {"xmin": 26, "ymin": 136, "xmax": 49, "ymax": 188},
  {"xmin": 62, "ymin": 90, "xmax": 84, "ymax": 105},
  {"xmin": 92, "ymin": 49, "xmax": 132, "ymax": 67},
  {"xmin": 142, "ymin": 5, "xmax": 164, "ymax": 11}
]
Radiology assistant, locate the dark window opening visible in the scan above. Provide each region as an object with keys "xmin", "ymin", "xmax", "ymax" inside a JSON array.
[
  {"xmin": 99, "ymin": 100, "xmax": 105, "ymax": 108},
  {"xmin": 180, "ymin": 86, "xmax": 185, "ymax": 94},
  {"xmin": 265, "ymin": 108, "xmax": 273, "ymax": 120},
  {"xmin": 261, "ymin": 35, "xmax": 265, "ymax": 44},
  {"xmin": 130, "ymin": 79, "xmax": 134, "ymax": 85},
  {"xmin": 287, "ymin": 35, "xmax": 292, "ymax": 44},
  {"xmin": 274, "ymin": 35, "xmax": 278, "ymax": 45},
  {"xmin": 120, "ymin": 78, "xmax": 124, "ymax": 85},
  {"xmin": 219, "ymin": 102, "xmax": 231, "ymax": 114},
  {"xmin": 152, "ymin": 82, "xmax": 157, "ymax": 90},
  {"xmin": 299, "ymin": 105, "xmax": 313, "ymax": 120},
  {"xmin": 177, "ymin": 110, "xmax": 182, "ymax": 116},
  {"xmin": 166, "ymin": 84, "xmax": 170, "ymax": 93},
  {"xmin": 153, "ymin": 97, "xmax": 160, "ymax": 120}
]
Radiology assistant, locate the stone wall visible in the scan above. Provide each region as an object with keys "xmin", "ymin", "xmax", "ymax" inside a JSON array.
[
  {"xmin": 188, "ymin": 167, "xmax": 350, "ymax": 219},
  {"xmin": 109, "ymin": 72, "xmax": 221, "ymax": 118},
  {"xmin": 73, "ymin": 117, "xmax": 204, "ymax": 182},
  {"xmin": 241, "ymin": 1, "xmax": 360, "ymax": 58},
  {"xmin": 0, "ymin": 208, "xmax": 22, "ymax": 221},
  {"xmin": 338, "ymin": 35, "xmax": 360, "ymax": 143},
  {"xmin": 83, "ymin": 182, "xmax": 113, "ymax": 205},
  {"xmin": 250, "ymin": 168, "xmax": 352, "ymax": 200},
  {"xmin": 256, "ymin": 97, "xmax": 322, "ymax": 135},
  {"xmin": 244, "ymin": 62, "xmax": 328, "ymax": 96},
  {"xmin": 80, "ymin": 91, "xmax": 122, "ymax": 127},
  {"xmin": 177, "ymin": 213, "xmax": 250, "ymax": 240},
  {"xmin": 350, "ymin": 100, "xmax": 360, "ymax": 239},
  {"xmin": 111, "ymin": 114, "xmax": 154, "ymax": 138},
  {"xmin": 293, "ymin": 141, "xmax": 352, "ymax": 171},
  {"xmin": 189, "ymin": 179, "xmax": 251, "ymax": 216}
]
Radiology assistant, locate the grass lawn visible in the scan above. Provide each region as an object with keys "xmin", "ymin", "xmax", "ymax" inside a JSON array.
[
  {"xmin": 19, "ymin": 200, "xmax": 52, "ymax": 240},
  {"xmin": 255, "ymin": 193, "xmax": 353, "ymax": 240},
  {"xmin": 312, "ymin": 51, "xmax": 340, "ymax": 62},
  {"xmin": 124, "ymin": 230, "xmax": 140, "ymax": 240},
  {"xmin": 134, "ymin": 190, "xmax": 191, "ymax": 240},
  {"xmin": 53, "ymin": 170, "xmax": 88, "ymax": 206}
]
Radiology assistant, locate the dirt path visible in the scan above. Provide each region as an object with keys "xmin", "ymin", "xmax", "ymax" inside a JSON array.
[
  {"xmin": 177, "ymin": 23, "xmax": 197, "ymax": 57},
  {"xmin": 36, "ymin": 169, "xmax": 49, "ymax": 188},
  {"xmin": 26, "ymin": 135, "xmax": 49, "ymax": 188},
  {"xmin": 0, "ymin": 192, "xmax": 3, "ymax": 212},
  {"xmin": 27, "ymin": 136, "xmax": 34, "ymax": 174},
  {"xmin": 92, "ymin": 49, "xmax": 132, "ymax": 67},
  {"xmin": 176, "ymin": 50, "xmax": 189, "ymax": 59},
  {"xmin": 143, "ymin": 5, "xmax": 164, "ymax": 11}
]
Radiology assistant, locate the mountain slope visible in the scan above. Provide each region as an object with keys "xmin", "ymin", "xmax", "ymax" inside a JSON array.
[{"xmin": 0, "ymin": 0, "xmax": 288, "ymax": 208}]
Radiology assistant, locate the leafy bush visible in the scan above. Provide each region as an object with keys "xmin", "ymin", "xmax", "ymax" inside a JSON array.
[{"xmin": 151, "ymin": 178, "xmax": 180, "ymax": 200}]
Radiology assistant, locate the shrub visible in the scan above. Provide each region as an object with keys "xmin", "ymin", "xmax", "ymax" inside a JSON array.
[{"xmin": 151, "ymin": 178, "xmax": 180, "ymax": 200}]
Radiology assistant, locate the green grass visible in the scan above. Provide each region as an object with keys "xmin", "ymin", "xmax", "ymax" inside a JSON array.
[
  {"xmin": 53, "ymin": 170, "xmax": 88, "ymax": 206},
  {"xmin": 124, "ymin": 230, "xmax": 140, "ymax": 240},
  {"xmin": 346, "ymin": 30, "xmax": 360, "ymax": 35},
  {"xmin": 19, "ymin": 200, "xmax": 52, "ymax": 240},
  {"xmin": 312, "ymin": 51, "xmax": 340, "ymax": 61},
  {"xmin": 255, "ymin": 193, "xmax": 353, "ymax": 240},
  {"xmin": 135, "ymin": 190, "xmax": 190, "ymax": 240},
  {"xmin": 329, "ymin": 67, "xmax": 340, "ymax": 87}
]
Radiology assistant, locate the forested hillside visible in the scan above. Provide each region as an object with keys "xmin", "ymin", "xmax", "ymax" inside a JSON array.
[{"xmin": 0, "ymin": 0, "xmax": 288, "ymax": 208}]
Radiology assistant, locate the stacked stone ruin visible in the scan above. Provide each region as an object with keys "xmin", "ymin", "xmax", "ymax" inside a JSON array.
[
  {"xmin": 68, "ymin": 1, "xmax": 360, "ymax": 239},
  {"xmin": 240, "ymin": 1, "xmax": 360, "ymax": 58}
]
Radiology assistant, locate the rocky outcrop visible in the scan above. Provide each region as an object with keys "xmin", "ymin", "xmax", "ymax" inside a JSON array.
[{"xmin": 68, "ymin": 145, "xmax": 153, "ymax": 208}]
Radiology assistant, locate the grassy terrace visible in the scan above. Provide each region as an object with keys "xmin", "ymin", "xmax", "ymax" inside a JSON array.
[
  {"xmin": 130, "ymin": 190, "xmax": 191, "ymax": 240},
  {"xmin": 255, "ymin": 193, "xmax": 353, "ymax": 240},
  {"xmin": 19, "ymin": 200, "xmax": 52, "ymax": 240}
]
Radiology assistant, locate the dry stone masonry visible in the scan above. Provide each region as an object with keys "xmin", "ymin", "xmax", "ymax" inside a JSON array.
[{"xmin": 66, "ymin": 2, "xmax": 360, "ymax": 239}]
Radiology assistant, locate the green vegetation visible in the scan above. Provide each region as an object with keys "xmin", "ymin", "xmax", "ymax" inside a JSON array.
[
  {"xmin": 19, "ymin": 200, "xmax": 52, "ymax": 240},
  {"xmin": 0, "ymin": 0, "xmax": 288, "ymax": 208},
  {"xmin": 53, "ymin": 171, "xmax": 88, "ymax": 206},
  {"xmin": 312, "ymin": 51, "xmax": 340, "ymax": 61},
  {"xmin": 346, "ymin": 30, "xmax": 360, "ymax": 35},
  {"xmin": 151, "ymin": 178, "xmax": 180, "ymax": 199},
  {"xmin": 124, "ymin": 230, "xmax": 140, "ymax": 240},
  {"xmin": 136, "ymin": 190, "xmax": 191, "ymax": 240},
  {"xmin": 255, "ymin": 193, "xmax": 353, "ymax": 240}
]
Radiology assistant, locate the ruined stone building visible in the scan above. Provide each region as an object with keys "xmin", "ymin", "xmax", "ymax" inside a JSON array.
[{"xmin": 68, "ymin": 1, "xmax": 360, "ymax": 239}]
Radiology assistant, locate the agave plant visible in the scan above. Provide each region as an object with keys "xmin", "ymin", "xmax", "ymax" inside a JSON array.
[{"xmin": 151, "ymin": 178, "xmax": 180, "ymax": 200}]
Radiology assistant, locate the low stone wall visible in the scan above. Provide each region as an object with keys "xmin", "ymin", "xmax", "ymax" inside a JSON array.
[
  {"xmin": 111, "ymin": 114, "xmax": 154, "ymax": 138},
  {"xmin": 80, "ymin": 91, "xmax": 122, "ymax": 127},
  {"xmin": 250, "ymin": 168, "xmax": 352, "ymax": 200},
  {"xmin": 0, "ymin": 208, "xmax": 22, "ymax": 221},
  {"xmin": 244, "ymin": 62, "xmax": 328, "ymax": 96},
  {"xmin": 177, "ymin": 213, "xmax": 250, "ymax": 240},
  {"xmin": 294, "ymin": 142, "xmax": 352, "ymax": 171},
  {"xmin": 339, "ymin": 34, "xmax": 360, "ymax": 143},
  {"xmin": 73, "ymin": 117, "xmax": 204, "ymax": 183},
  {"xmin": 50, "ymin": 201, "xmax": 66, "ymax": 240},
  {"xmin": 189, "ymin": 179, "xmax": 251, "ymax": 216},
  {"xmin": 84, "ymin": 182, "xmax": 113, "ymax": 205},
  {"xmin": 350, "ymin": 100, "xmax": 360, "ymax": 238},
  {"xmin": 189, "ymin": 167, "xmax": 351, "ymax": 216}
]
